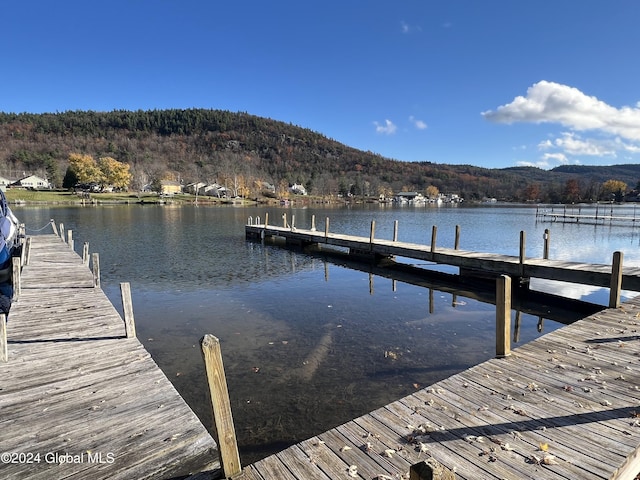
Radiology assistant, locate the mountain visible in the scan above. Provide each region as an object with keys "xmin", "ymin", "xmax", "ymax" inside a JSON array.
[{"xmin": 0, "ymin": 109, "xmax": 636, "ymax": 202}]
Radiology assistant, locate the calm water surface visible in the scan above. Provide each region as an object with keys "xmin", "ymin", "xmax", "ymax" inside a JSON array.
[{"xmin": 15, "ymin": 203, "xmax": 640, "ymax": 463}]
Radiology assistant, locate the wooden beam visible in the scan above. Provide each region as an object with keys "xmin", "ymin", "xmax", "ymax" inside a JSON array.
[
  {"xmin": 496, "ymin": 274, "xmax": 511, "ymax": 358},
  {"xmin": 519, "ymin": 230, "xmax": 526, "ymax": 277},
  {"xmin": 12, "ymin": 255, "xmax": 20, "ymax": 300},
  {"xmin": 82, "ymin": 242, "xmax": 89, "ymax": 265},
  {"xmin": 120, "ymin": 282, "xmax": 136, "ymax": 338},
  {"xmin": 393, "ymin": 220, "xmax": 398, "ymax": 242},
  {"xmin": 50, "ymin": 219, "xmax": 58, "ymax": 236},
  {"xmin": 543, "ymin": 228, "xmax": 550, "ymax": 260},
  {"xmin": 92, "ymin": 253, "xmax": 100, "ymax": 288},
  {"xmin": 610, "ymin": 251, "xmax": 623, "ymax": 308},
  {"xmin": 23, "ymin": 237, "xmax": 32, "ymax": 266},
  {"xmin": 454, "ymin": 225, "xmax": 460, "ymax": 250},
  {"xmin": 369, "ymin": 220, "xmax": 376, "ymax": 248},
  {"xmin": 410, "ymin": 459, "xmax": 456, "ymax": 479},
  {"xmin": 200, "ymin": 334, "xmax": 241, "ymax": 478},
  {"xmin": 430, "ymin": 225, "xmax": 437, "ymax": 259},
  {"xmin": 0, "ymin": 314, "xmax": 7, "ymax": 363}
]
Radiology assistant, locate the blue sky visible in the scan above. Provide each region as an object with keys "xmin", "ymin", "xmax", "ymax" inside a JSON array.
[{"xmin": 3, "ymin": 1, "xmax": 640, "ymax": 170}]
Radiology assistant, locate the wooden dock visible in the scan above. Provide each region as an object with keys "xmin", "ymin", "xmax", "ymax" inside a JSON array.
[
  {"xmin": 245, "ymin": 219, "xmax": 640, "ymax": 297},
  {"xmin": 0, "ymin": 234, "xmax": 220, "ymax": 480},
  {"xmin": 236, "ymin": 296, "xmax": 640, "ymax": 480}
]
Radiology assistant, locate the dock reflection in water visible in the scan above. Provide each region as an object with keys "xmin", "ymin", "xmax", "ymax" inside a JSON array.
[{"xmin": 135, "ymin": 240, "xmax": 602, "ymax": 464}]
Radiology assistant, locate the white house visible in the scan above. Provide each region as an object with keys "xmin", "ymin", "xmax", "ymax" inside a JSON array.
[
  {"xmin": 12, "ymin": 175, "xmax": 50, "ymax": 189},
  {"xmin": 290, "ymin": 183, "xmax": 307, "ymax": 195}
]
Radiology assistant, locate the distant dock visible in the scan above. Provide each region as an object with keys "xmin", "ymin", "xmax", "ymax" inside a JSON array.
[
  {"xmin": 536, "ymin": 204, "xmax": 640, "ymax": 226},
  {"xmin": 245, "ymin": 214, "xmax": 640, "ymax": 307},
  {"xmin": 0, "ymin": 232, "xmax": 220, "ymax": 479}
]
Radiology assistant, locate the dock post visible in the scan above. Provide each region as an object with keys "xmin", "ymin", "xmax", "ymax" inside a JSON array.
[
  {"xmin": 291, "ymin": 214, "xmax": 296, "ymax": 231},
  {"xmin": 454, "ymin": 225, "xmax": 460, "ymax": 250},
  {"xmin": 410, "ymin": 458, "xmax": 456, "ymax": 479},
  {"xmin": 59, "ymin": 223, "xmax": 65, "ymax": 241},
  {"xmin": 519, "ymin": 231, "xmax": 526, "ymax": 277},
  {"xmin": 12, "ymin": 256, "xmax": 20, "ymax": 300},
  {"xmin": 67, "ymin": 230, "xmax": 74, "ymax": 251},
  {"xmin": 325, "ymin": 217, "xmax": 330, "ymax": 239},
  {"xmin": 393, "ymin": 220, "xmax": 398, "ymax": 242},
  {"xmin": 23, "ymin": 237, "xmax": 32, "ymax": 266},
  {"xmin": 92, "ymin": 253, "xmax": 100, "ymax": 288},
  {"xmin": 120, "ymin": 282, "xmax": 136, "ymax": 338},
  {"xmin": 282, "ymin": 213, "xmax": 287, "ymax": 228},
  {"xmin": 82, "ymin": 242, "xmax": 89, "ymax": 265},
  {"xmin": 430, "ymin": 226, "xmax": 437, "ymax": 259},
  {"xmin": 609, "ymin": 251, "xmax": 623, "ymax": 308},
  {"xmin": 0, "ymin": 314, "xmax": 7, "ymax": 363},
  {"xmin": 264, "ymin": 212, "xmax": 269, "ymax": 228},
  {"xmin": 369, "ymin": 220, "xmax": 376, "ymax": 248},
  {"xmin": 50, "ymin": 219, "xmax": 58, "ymax": 236},
  {"xmin": 200, "ymin": 334, "xmax": 241, "ymax": 478},
  {"xmin": 496, "ymin": 274, "xmax": 512, "ymax": 358},
  {"xmin": 543, "ymin": 229, "xmax": 550, "ymax": 260},
  {"xmin": 311, "ymin": 214, "xmax": 316, "ymax": 231}
]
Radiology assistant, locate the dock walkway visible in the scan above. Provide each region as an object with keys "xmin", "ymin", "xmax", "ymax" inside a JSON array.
[
  {"xmin": 0, "ymin": 234, "xmax": 219, "ymax": 480},
  {"xmin": 246, "ymin": 223, "xmax": 640, "ymax": 293},
  {"xmin": 238, "ymin": 296, "xmax": 640, "ymax": 479}
]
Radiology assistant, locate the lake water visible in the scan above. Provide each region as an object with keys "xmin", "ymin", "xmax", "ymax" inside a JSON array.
[{"xmin": 14, "ymin": 203, "xmax": 640, "ymax": 463}]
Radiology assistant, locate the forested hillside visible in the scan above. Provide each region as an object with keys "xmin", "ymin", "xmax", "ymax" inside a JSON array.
[{"xmin": 0, "ymin": 109, "xmax": 638, "ymax": 202}]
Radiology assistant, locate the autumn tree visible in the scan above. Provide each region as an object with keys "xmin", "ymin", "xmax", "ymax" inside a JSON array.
[
  {"xmin": 98, "ymin": 156, "xmax": 132, "ymax": 190},
  {"xmin": 67, "ymin": 153, "xmax": 104, "ymax": 185},
  {"xmin": 425, "ymin": 185, "xmax": 440, "ymax": 199},
  {"xmin": 600, "ymin": 179, "xmax": 627, "ymax": 202},
  {"xmin": 563, "ymin": 179, "xmax": 581, "ymax": 203}
]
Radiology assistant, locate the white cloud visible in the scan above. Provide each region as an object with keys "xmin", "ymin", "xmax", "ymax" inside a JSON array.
[
  {"xmin": 552, "ymin": 132, "xmax": 615, "ymax": 157},
  {"xmin": 541, "ymin": 152, "xmax": 569, "ymax": 164},
  {"xmin": 517, "ymin": 159, "xmax": 550, "ymax": 168},
  {"xmin": 482, "ymin": 81, "xmax": 640, "ymax": 142},
  {"xmin": 400, "ymin": 21, "xmax": 410, "ymax": 34},
  {"xmin": 374, "ymin": 119, "xmax": 397, "ymax": 135},
  {"xmin": 409, "ymin": 115, "xmax": 427, "ymax": 130},
  {"xmin": 537, "ymin": 139, "xmax": 553, "ymax": 150}
]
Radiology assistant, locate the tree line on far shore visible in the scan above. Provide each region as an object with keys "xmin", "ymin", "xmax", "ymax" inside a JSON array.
[{"xmin": 0, "ymin": 109, "xmax": 639, "ymax": 203}]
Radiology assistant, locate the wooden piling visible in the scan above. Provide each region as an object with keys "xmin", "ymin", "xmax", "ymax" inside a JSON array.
[
  {"xmin": 291, "ymin": 215, "xmax": 295, "ymax": 230},
  {"xmin": 430, "ymin": 225, "xmax": 437, "ymax": 257},
  {"xmin": 282, "ymin": 213, "xmax": 287, "ymax": 228},
  {"xmin": 23, "ymin": 237, "xmax": 32, "ymax": 266},
  {"xmin": 543, "ymin": 228, "xmax": 550, "ymax": 260},
  {"xmin": 50, "ymin": 219, "xmax": 58, "ymax": 236},
  {"xmin": 393, "ymin": 220, "xmax": 398, "ymax": 242},
  {"xmin": 200, "ymin": 334, "xmax": 241, "ymax": 478},
  {"xmin": 12, "ymin": 256, "xmax": 20, "ymax": 300},
  {"xmin": 264, "ymin": 212, "xmax": 269, "ymax": 228},
  {"xmin": 454, "ymin": 225, "xmax": 460, "ymax": 250},
  {"xmin": 519, "ymin": 230, "xmax": 526, "ymax": 277},
  {"xmin": 59, "ymin": 223, "xmax": 65, "ymax": 241},
  {"xmin": 92, "ymin": 252, "xmax": 100, "ymax": 288},
  {"xmin": 67, "ymin": 229, "xmax": 74, "ymax": 251},
  {"xmin": 0, "ymin": 314, "xmax": 7, "ymax": 363},
  {"xmin": 410, "ymin": 459, "xmax": 456, "ymax": 479},
  {"xmin": 496, "ymin": 274, "xmax": 512, "ymax": 358},
  {"xmin": 609, "ymin": 251, "xmax": 623, "ymax": 308},
  {"xmin": 311, "ymin": 215, "xmax": 316, "ymax": 232},
  {"xmin": 369, "ymin": 220, "xmax": 376, "ymax": 247},
  {"xmin": 82, "ymin": 242, "xmax": 89, "ymax": 265},
  {"xmin": 120, "ymin": 282, "xmax": 136, "ymax": 338},
  {"xmin": 325, "ymin": 217, "xmax": 329, "ymax": 239}
]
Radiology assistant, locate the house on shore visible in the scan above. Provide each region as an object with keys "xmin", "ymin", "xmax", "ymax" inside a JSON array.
[{"xmin": 11, "ymin": 175, "xmax": 51, "ymax": 189}]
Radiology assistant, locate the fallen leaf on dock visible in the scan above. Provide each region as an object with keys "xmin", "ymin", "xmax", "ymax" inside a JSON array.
[
  {"xmin": 340, "ymin": 445, "xmax": 352, "ymax": 452},
  {"xmin": 383, "ymin": 449, "xmax": 395, "ymax": 458},
  {"xmin": 538, "ymin": 442, "xmax": 549, "ymax": 452},
  {"xmin": 348, "ymin": 465, "xmax": 358, "ymax": 477}
]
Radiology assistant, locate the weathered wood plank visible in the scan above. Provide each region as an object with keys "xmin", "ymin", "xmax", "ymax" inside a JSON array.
[{"xmin": 0, "ymin": 234, "xmax": 220, "ymax": 480}]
